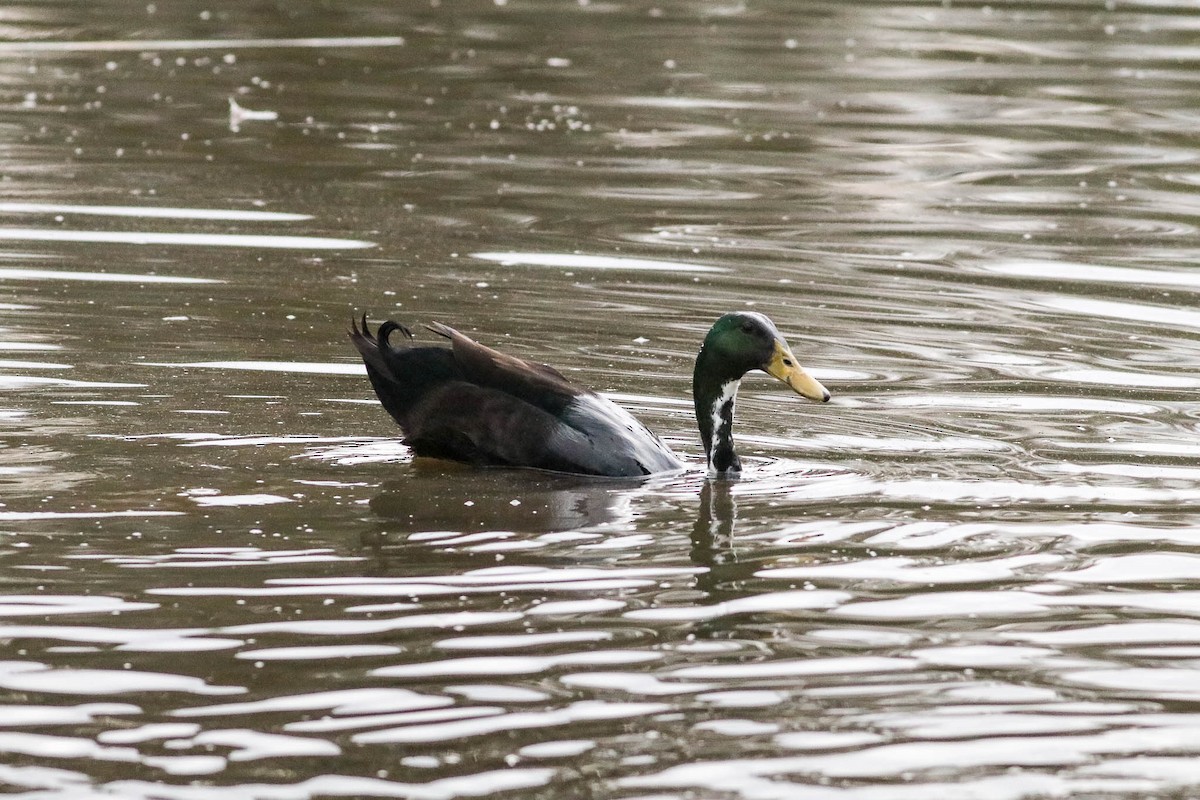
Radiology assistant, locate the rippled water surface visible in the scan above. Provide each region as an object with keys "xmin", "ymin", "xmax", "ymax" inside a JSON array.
[{"xmin": 5, "ymin": 1, "xmax": 1200, "ymax": 797}]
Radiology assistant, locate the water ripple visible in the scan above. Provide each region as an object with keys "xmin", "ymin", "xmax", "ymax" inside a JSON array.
[
  {"xmin": 353, "ymin": 701, "xmax": 670, "ymax": 744},
  {"xmin": 0, "ymin": 662, "xmax": 243, "ymax": 697},
  {"xmin": 9, "ymin": 0, "xmax": 1200, "ymax": 797},
  {"xmin": 0, "ymin": 229, "xmax": 374, "ymax": 249}
]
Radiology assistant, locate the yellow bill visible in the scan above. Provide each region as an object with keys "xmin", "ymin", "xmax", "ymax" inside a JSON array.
[{"xmin": 764, "ymin": 340, "xmax": 830, "ymax": 402}]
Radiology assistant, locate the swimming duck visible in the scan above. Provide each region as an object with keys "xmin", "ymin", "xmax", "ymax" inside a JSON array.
[{"xmin": 349, "ymin": 312, "xmax": 829, "ymax": 478}]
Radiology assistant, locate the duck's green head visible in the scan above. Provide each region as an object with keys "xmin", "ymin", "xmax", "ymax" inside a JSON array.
[{"xmin": 698, "ymin": 312, "xmax": 830, "ymax": 402}]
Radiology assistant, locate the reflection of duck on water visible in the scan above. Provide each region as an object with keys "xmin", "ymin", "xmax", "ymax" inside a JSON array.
[
  {"xmin": 691, "ymin": 479, "xmax": 738, "ymax": 566},
  {"xmin": 365, "ymin": 468, "xmax": 636, "ymax": 535},
  {"xmin": 362, "ymin": 470, "xmax": 741, "ymax": 580},
  {"xmin": 359, "ymin": 469, "xmax": 637, "ymax": 568},
  {"xmin": 349, "ymin": 312, "xmax": 829, "ymax": 478},
  {"xmin": 362, "ymin": 466, "xmax": 783, "ymax": 616}
]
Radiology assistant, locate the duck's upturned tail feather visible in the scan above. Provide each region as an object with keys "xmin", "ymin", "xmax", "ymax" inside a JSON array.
[{"xmin": 348, "ymin": 314, "xmax": 461, "ymax": 432}]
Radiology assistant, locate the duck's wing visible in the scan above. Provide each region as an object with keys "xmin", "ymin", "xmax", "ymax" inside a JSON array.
[
  {"xmin": 406, "ymin": 383, "xmax": 681, "ymax": 477},
  {"xmin": 425, "ymin": 322, "xmax": 580, "ymax": 414},
  {"xmin": 424, "ymin": 323, "xmax": 681, "ymax": 475}
]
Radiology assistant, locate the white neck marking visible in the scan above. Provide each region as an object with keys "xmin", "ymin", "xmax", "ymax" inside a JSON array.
[{"xmin": 708, "ymin": 379, "xmax": 740, "ymax": 467}]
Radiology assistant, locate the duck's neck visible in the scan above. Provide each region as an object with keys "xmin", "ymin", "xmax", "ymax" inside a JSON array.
[{"xmin": 694, "ymin": 349, "xmax": 744, "ymax": 475}]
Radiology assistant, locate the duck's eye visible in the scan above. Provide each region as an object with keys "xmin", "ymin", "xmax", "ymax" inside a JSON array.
[
  {"xmin": 740, "ymin": 323, "xmax": 755, "ymax": 333},
  {"xmin": 783, "ymin": 358, "xmax": 793, "ymax": 366}
]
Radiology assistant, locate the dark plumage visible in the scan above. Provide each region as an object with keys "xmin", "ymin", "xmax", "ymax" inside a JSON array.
[{"xmin": 349, "ymin": 312, "xmax": 830, "ymax": 478}]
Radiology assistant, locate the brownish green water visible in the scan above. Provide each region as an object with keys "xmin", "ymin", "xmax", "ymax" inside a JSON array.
[{"xmin": 4, "ymin": 1, "xmax": 1200, "ymax": 797}]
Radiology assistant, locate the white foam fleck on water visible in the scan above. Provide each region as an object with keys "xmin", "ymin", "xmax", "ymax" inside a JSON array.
[{"xmin": 228, "ymin": 97, "xmax": 279, "ymax": 132}]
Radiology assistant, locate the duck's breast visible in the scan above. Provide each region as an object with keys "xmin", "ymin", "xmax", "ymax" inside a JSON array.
[{"xmin": 551, "ymin": 392, "xmax": 683, "ymax": 477}]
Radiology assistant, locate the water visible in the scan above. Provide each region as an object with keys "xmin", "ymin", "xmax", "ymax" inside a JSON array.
[{"xmin": 4, "ymin": 0, "xmax": 1200, "ymax": 796}]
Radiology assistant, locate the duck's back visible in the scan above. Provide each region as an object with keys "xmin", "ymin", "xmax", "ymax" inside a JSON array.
[{"xmin": 350, "ymin": 318, "xmax": 682, "ymax": 477}]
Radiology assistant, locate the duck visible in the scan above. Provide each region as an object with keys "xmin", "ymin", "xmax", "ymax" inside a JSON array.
[{"xmin": 349, "ymin": 311, "xmax": 830, "ymax": 478}]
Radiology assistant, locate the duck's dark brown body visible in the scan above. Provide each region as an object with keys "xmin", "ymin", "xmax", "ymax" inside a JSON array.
[{"xmin": 349, "ymin": 318, "xmax": 682, "ymax": 477}]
